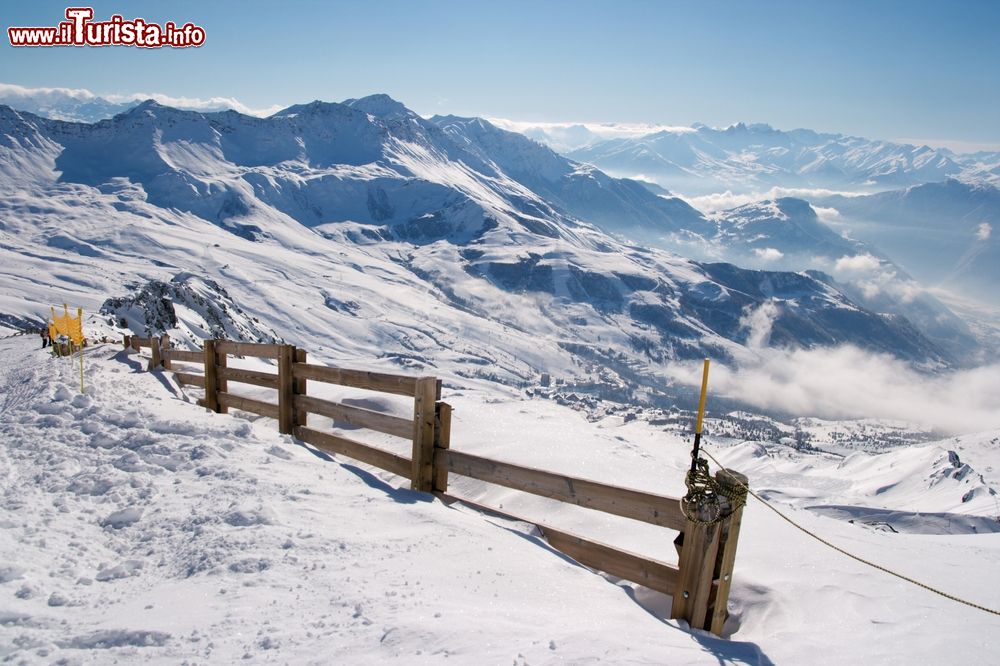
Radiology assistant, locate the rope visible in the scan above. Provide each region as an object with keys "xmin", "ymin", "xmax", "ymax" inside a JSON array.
[
  {"xmin": 680, "ymin": 456, "xmax": 748, "ymax": 525},
  {"xmin": 699, "ymin": 445, "xmax": 1000, "ymax": 617}
]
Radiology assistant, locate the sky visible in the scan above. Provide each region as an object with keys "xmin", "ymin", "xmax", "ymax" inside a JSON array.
[{"xmin": 2, "ymin": 0, "xmax": 999, "ymax": 148}]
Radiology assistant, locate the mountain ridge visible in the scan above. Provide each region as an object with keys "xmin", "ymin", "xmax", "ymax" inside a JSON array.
[{"xmin": 0, "ymin": 95, "xmax": 957, "ymax": 413}]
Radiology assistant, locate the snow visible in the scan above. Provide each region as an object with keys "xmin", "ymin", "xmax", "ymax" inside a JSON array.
[
  {"xmin": 2, "ymin": 93, "xmax": 1000, "ymax": 664},
  {"xmin": 3, "ymin": 335, "xmax": 1000, "ymax": 663}
]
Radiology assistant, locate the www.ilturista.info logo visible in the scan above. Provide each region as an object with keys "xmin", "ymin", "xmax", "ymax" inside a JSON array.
[{"xmin": 8, "ymin": 7, "xmax": 205, "ymax": 48}]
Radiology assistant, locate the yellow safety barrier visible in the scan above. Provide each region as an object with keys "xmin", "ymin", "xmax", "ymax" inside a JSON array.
[
  {"xmin": 50, "ymin": 304, "xmax": 84, "ymax": 345},
  {"xmin": 48, "ymin": 304, "xmax": 86, "ymax": 393}
]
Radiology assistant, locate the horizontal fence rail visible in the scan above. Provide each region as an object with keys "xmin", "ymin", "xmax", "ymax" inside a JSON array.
[
  {"xmin": 294, "ymin": 426, "xmax": 412, "ymax": 480},
  {"xmin": 122, "ymin": 333, "xmax": 745, "ymax": 636},
  {"xmin": 218, "ymin": 366, "xmax": 279, "ymax": 389},
  {"xmin": 440, "ymin": 449, "xmax": 688, "ymax": 532},
  {"xmin": 294, "ymin": 395, "xmax": 413, "ymax": 439},
  {"xmin": 219, "ymin": 392, "xmax": 279, "ymax": 419},
  {"xmin": 293, "ymin": 362, "xmax": 422, "ymax": 397},
  {"xmin": 163, "ymin": 348, "xmax": 203, "ymax": 364}
]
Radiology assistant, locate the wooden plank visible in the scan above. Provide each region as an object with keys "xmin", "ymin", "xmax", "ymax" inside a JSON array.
[
  {"xmin": 131, "ymin": 336, "xmax": 153, "ymax": 348},
  {"xmin": 440, "ymin": 449, "xmax": 687, "ymax": 531},
  {"xmin": 438, "ymin": 492, "xmax": 678, "ymax": 595},
  {"xmin": 218, "ymin": 366, "xmax": 279, "ymax": 389},
  {"xmin": 203, "ymin": 339, "xmax": 219, "ymax": 413},
  {"xmin": 670, "ymin": 514, "xmax": 722, "ymax": 630},
  {"xmin": 215, "ymin": 340, "xmax": 282, "ymax": 359},
  {"xmin": 294, "ymin": 426, "xmax": 411, "ymax": 479},
  {"xmin": 292, "ymin": 362, "xmax": 417, "ymax": 397},
  {"xmin": 278, "ymin": 345, "xmax": 295, "ymax": 435},
  {"xmin": 174, "ymin": 372, "xmax": 206, "ymax": 388},
  {"xmin": 540, "ymin": 525, "xmax": 678, "ymax": 596},
  {"xmin": 709, "ymin": 469, "xmax": 748, "ymax": 636},
  {"xmin": 218, "ymin": 392, "xmax": 280, "ymax": 419},
  {"xmin": 433, "ymin": 402, "xmax": 452, "ymax": 493},
  {"xmin": 410, "ymin": 377, "xmax": 437, "ymax": 492},
  {"xmin": 163, "ymin": 349, "xmax": 204, "ymax": 364},
  {"xmin": 294, "ymin": 348, "xmax": 308, "ymax": 428},
  {"xmin": 294, "ymin": 395, "xmax": 412, "ymax": 439}
]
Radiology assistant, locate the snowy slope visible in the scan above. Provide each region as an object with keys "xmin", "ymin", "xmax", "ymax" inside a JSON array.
[
  {"xmin": 431, "ymin": 114, "xmax": 714, "ymax": 240},
  {"xmin": 0, "ymin": 97, "xmax": 953, "ymax": 413},
  {"xmin": 0, "ymin": 336, "xmax": 752, "ymax": 664},
  {"xmin": 2, "ymin": 335, "xmax": 999, "ymax": 664}
]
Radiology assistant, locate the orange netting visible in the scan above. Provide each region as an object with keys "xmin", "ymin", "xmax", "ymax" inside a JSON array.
[{"xmin": 49, "ymin": 304, "xmax": 85, "ymax": 345}]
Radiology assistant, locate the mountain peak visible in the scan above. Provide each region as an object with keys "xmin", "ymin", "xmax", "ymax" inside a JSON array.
[
  {"xmin": 342, "ymin": 94, "xmax": 414, "ymax": 120},
  {"xmin": 724, "ymin": 121, "xmax": 777, "ymax": 135},
  {"xmin": 772, "ymin": 196, "xmax": 817, "ymax": 217},
  {"xmin": 270, "ymin": 100, "xmax": 347, "ymax": 118}
]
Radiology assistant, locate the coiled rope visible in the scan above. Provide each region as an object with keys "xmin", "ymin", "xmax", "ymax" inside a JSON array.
[{"xmin": 699, "ymin": 445, "xmax": 1000, "ymax": 617}]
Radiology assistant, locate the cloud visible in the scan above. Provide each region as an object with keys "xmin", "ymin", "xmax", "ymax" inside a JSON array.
[
  {"xmin": 739, "ymin": 300, "xmax": 779, "ymax": 349},
  {"xmin": 976, "ymin": 223, "xmax": 992, "ymax": 241},
  {"xmin": 833, "ymin": 253, "xmax": 882, "ymax": 278},
  {"xmin": 0, "ymin": 82, "xmax": 97, "ymax": 101},
  {"xmin": 753, "ymin": 247, "xmax": 784, "ymax": 262},
  {"xmin": 487, "ymin": 117, "xmax": 696, "ymax": 139},
  {"xmin": 667, "ymin": 346, "xmax": 1000, "ymax": 435},
  {"xmin": 812, "ymin": 206, "xmax": 843, "ymax": 226},
  {"xmin": 680, "ymin": 187, "xmax": 864, "ymax": 214},
  {"xmin": 830, "ymin": 253, "xmax": 926, "ymax": 303},
  {"xmin": 110, "ymin": 92, "xmax": 283, "ymax": 117},
  {"xmin": 0, "ymin": 82, "xmax": 283, "ymax": 117}
]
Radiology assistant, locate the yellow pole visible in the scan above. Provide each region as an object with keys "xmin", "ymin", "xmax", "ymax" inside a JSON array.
[
  {"xmin": 690, "ymin": 358, "xmax": 711, "ymax": 473},
  {"xmin": 50, "ymin": 306, "xmax": 59, "ymax": 357},
  {"xmin": 695, "ymin": 358, "xmax": 710, "ymax": 435},
  {"xmin": 78, "ymin": 308, "xmax": 85, "ymax": 394}
]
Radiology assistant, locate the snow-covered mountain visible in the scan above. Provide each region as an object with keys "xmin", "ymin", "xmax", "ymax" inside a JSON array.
[
  {"xmin": 708, "ymin": 198, "xmax": 981, "ymax": 362},
  {"xmin": 0, "ymin": 84, "xmax": 137, "ymax": 123},
  {"xmin": 566, "ymin": 122, "xmax": 1000, "ymax": 195},
  {"xmin": 814, "ymin": 179, "xmax": 1000, "ymax": 306},
  {"xmin": 0, "ymin": 96, "xmax": 954, "ymax": 415},
  {"xmin": 431, "ymin": 115, "xmax": 713, "ymax": 240},
  {"xmin": 0, "ymin": 83, "xmax": 276, "ymax": 124}
]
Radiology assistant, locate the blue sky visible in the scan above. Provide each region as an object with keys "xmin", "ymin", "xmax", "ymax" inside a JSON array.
[{"xmin": 2, "ymin": 0, "xmax": 998, "ymax": 148}]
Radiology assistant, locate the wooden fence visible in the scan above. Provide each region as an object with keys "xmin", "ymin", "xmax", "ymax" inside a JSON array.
[{"xmin": 123, "ymin": 334, "xmax": 746, "ymax": 635}]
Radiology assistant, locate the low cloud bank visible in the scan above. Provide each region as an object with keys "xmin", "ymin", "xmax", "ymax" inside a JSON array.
[
  {"xmin": 681, "ymin": 187, "xmax": 864, "ymax": 213},
  {"xmin": 668, "ymin": 345, "xmax": 1000, "ymax": 435},
  {"xmin": 0, "ymin": 82, "xmax": 283, "ymax": 117}
]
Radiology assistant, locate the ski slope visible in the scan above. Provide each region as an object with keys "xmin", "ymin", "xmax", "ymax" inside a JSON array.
[{"xmin": 2, "ymin": 334, "xmax": 999, "ymax": 664}]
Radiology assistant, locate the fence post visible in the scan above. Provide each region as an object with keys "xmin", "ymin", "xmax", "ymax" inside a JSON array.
[
  {"xmin": 149, "ymin": 335, "xmax": 161, "ymax": 371},
  {"xmin": 709, "ymin": 469, "xmax": 748, "ymax": 635},
  {"xmin": 410, "ymin": 377, "xmax": 438, "ymax": 492},
  {"xmin": 671, "ymin": 508, "xmax": 722, "ymax": 631},
  {"xmin": 294, "ymin": 348, "xmax": 308, "ymax": 428},
  {"xmin": 123, "ymin": 335, "xmax": 131, "ymax": 350},
  {"xmin": 203, "ymin": 339, "xmax": 221, "ymax": 413},
  {"xmin": 433, "ymin": 402, "xmax": 452, "ymax": 493},
  {"xmin": 278, "ymin": 344, "xmax": 295, "ymax": 435},
  {"xmin": 160, "ymin": 334, "xmax": 171, "ymax": 371},
  {"xmin": 216, "ymin": 343, "xmax": 228, "ymax": 414}
]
